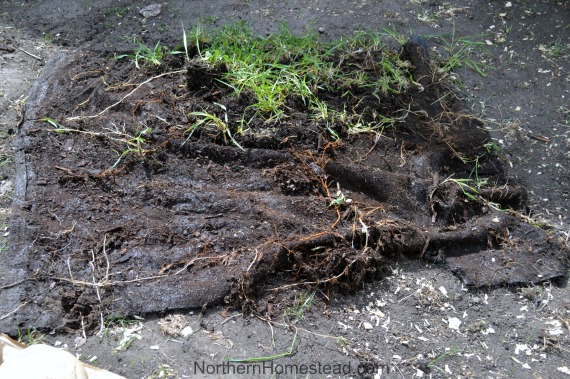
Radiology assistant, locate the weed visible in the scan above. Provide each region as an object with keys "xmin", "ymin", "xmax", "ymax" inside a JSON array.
[
  {"xmin": 227, "ymin": 329, "xmax": 298, "ymax": 362},
  {"xmin": 116, "ymin": 39, "xmax": 178, "ymax": 69},
  {"xmin": 182, "ymin": 22, "xmax": 412, "ymax": 130},
  {"xmin": 111, "ymin": 126, "xmax": 152, "ymax": 167},
  {"xmin": 557, "ymin": 106, "xmax": 569, "ymax": 126},
  {"xmin": 149, "ymin": 364, "xmax": 175, "ymax": 378},
  {"xmin": 427, "ymin": 346, "xmax": 462, "ymax": 374},
  {"xmin": 284, "ymin": 290, "xmax": 315, "ymax": 324},
  {"xmin": 201, "ymin": 15, "xmax": 219, "ymax": 25},
  {"xmin": 436, "ymin": 23, "xmax": 489, "ymax": 77},
  {"xmin": 380, "ymin": 25, "xmax": 408, "ymax": 45},
  {"xmin": 484, "ymin": 141, "xmax": 500, "ymax": 154},
  {"xmin": 72, "ymin": 23, "xmax": 490, "ymax": 158},
  {"xmin": 439, "ymin": 177, "xmax": 504, "ymax": 212},
  {"xmin": 103, "ymin": 6, "xmax": 129, "ymax": 17},
  {"xmin": 43, "ymin": 117, "xmax": 154, "ymax": 167},
  {"xmin": 17, "ymin": 327, "xmax": 45, "ymax": 345},
  {"xmin": 0, "ymin": 154, "xmax": 11, "ymax": 168},
  {"xmin": 99, "ymin": 315, "xmax": 143, "ymax": 351},
  {"xmin": 538, "ymin": 39, "xmax": 568, "ymax": 59},
  {"xmin": 524, "ymin": 326, "xmax": 539, "ymax": 344},
  {"xmin": 186, "ymin": 103, "xmax": 243, "ymax": 150},
  {"xmin": 42, "ymin": 32, "xmax": 52, "ymax": 44},
  {"xmin": 103, "ymin": 315, "xmax": 140, "ymax": 330}
]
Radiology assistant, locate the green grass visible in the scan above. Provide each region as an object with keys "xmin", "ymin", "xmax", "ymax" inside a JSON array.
[
  {"xmin": 68, "ymin": 23, "xmax": 491, "ymax": 158},
  {"xmin": 103, "ymin": 6, "xmax": 129, "ymax": 17},
  {"xmin": 42, "ymin": 117, "xmax": 153, "ymax": 167},
  {"xmin": 427, "ymin": 346, "xmax": 462, "ymax": 374},
  {"xmin": 434, "ymin": 23, "xmax": 489, "ymax": 77},
  {"xmin": 558, "ymin": 106, "xmax": 569, "ymax": 126},
  {"xmin": 98, "ymin": 315, "xmax": 144, "ymax": 351},
  {"xmin": 186, "ymin": 103, "xmax": 243, "ymax": 149},
  {"xmin": 0, "ymin": 154, "xmax": 11, "ymax": 168},
  {"xmin": 17, "ymin": 327, "xmax": 45, "ymax": 345},
  {"xmin": 116, "ymin": 39, "xmax": 180, "ymax": 69},
  {"xmin": 539, "ymin": 38, "xmax": 568, "ymax": 59},
  {"xmin": 284, "ymin": 290, "xmax": 315, "ymax": 324},
  {"xmin": 149, "ymin": 364, "xmax": 175, "ymax": 378},
  {"xmin": 103, "ymin": 314, "xmax": 141, "ymax": 330},
  {"xmin": 182, "ymin": 22, "xmax": 412, "ymax": 131},
  {"xmin": 227, "ymin": 329, "xmax": 298, "ymax": 362},
  {"xmin": 113, "ymin": 22, "xmax": 489, "ymax": 148}
]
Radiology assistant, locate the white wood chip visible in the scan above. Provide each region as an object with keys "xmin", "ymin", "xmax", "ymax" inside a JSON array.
[
  {"xmin": 181, "ymin": 326, "xmax": 194, "ymax": 337},
  {"xmin": 515, "ymin": 344, "xmax": 529, "ymax": 355},
  {"xmin": 448, "ymin": 317, "xmax": 461, "ymax": 330},
  {"xmin": 558, "ymin": 367, "xmax": 570, "ymax": 375},
  {"xmin": 362, "ymin": 322, "xmax": 374, "ymax": 330}
]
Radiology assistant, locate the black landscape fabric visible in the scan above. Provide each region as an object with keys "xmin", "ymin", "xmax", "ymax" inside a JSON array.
[{"xmin": 0, "ymin": 41, "xmax": 567, "ymax": 334}]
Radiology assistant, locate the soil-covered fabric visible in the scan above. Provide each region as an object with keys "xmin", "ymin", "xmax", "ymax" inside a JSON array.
[{"xmin": 0, "ymin": 40, "xmax": 567, "ymax": 333}]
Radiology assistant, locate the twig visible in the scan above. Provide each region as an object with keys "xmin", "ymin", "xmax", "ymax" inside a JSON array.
[
  {"xmin": 18, "ymin": 47, "xmax": 42, "ymax": 61},
  {"xmin": 267, "ymin": 321, "xmax": 276, "ymax": 348},
  {"xmin": 66, "ymin": 70, "xmax": 185, "ymax": 121},
  {"xmin": 204, "ymin": 213, "xmax": 224, "ymax": 219},
  {"xmin": 254, "ymin": 314, "xmax": 350, "ymax": 342},
  {"xmin": 221, "ymin": 313, "xmax": 242, "ymax": 325},
  {"xmin": 247, "ymin": 249, "xmax": 260, "ymax": 272},
  {"xmin": 527, "ymin": 134, "xmax": 550, "ymax": 143},
  {"xmin": 392, "ymin": 363, "xmax": 407, "ymax": 378},
  {"xmin": 103, "ymin": 234, "xmax": 110, "ymax": 281},
  {"xmin": 267, "ymin": 269, "xmax": 346, "ymax": 292},
  {"xmin": 546, "ymin": 340, "xmax": 570, "ymax": 354},
  {"xmin": 558, "ymin": 315, "xmax": 570, "ymax": 335},
  {"xmin": 55, "ymin": 255, "xmax": 225, "ymax": 288},
  {"xmin": 0, "ymin": 301, "xmax": 29, "ymax": 320},
  {"xmin": 0, "ymin": 278, "xmax": 33, "ymax": 290},
  {"xmin": 67, "ymin": 257, "xmax": 74, "ymax": 281}
]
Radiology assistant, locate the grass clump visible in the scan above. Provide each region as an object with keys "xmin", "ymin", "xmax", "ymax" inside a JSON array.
[
  {"xmin": 116, "ymin": 39, "xmax": 179, "ymax": 69},
  {"xmin": 17, "ymin": 327, "xmax": 45, "ymax": 345},
  {"xmin": 284, "ymin": 290, "xmax": 315, "ymax": 324},
  {"xmin": 539, "ymin": 38, "xmax": 568, "ymax": 59},
  {"xmin": 434, "ymin": 23, "xmax": 489, "ymax": 77},
  {"xmin": 183, "ymin": 22, "xmax": 414, "ymax": 134},
  {"xmin": 107, "ymin": 23, "xmax": 492, "ymax": 149}
]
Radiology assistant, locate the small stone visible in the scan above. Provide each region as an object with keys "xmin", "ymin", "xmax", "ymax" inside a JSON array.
[
  {"xmin": 472, "ymin": 296, "xmax": 481, "ymax": 304},
  {"xmin": 139, "ymin": 4, "xmax": 162, "ymax": 18},
  {"xmin": 318, "ymin": 27, "xmax": 325, "ymax": 34},
  {"xmin": 74, "ymin": 337, "xmax": 86, "ymax": 348}
]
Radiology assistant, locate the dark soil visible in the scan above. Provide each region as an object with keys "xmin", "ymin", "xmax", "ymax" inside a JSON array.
[{"xmin": 1, "ymin": 1, "xmax": 569, "ymax": 378}]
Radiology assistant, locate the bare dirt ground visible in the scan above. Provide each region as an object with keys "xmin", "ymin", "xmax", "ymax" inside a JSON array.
[{"xmin": 0, "ymin": 1, "xmax": 569, "ymax": 378}]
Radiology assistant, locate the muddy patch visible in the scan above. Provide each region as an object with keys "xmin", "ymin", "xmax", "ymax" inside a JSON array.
[{"xmin": 0, "ymin": 41, "xmax": 567, "ymax": 334}]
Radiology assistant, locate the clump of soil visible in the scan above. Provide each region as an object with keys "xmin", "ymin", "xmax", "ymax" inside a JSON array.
[{"xmin": 0, "ymin": 29, "xmax": 566, "ymax": 333}]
